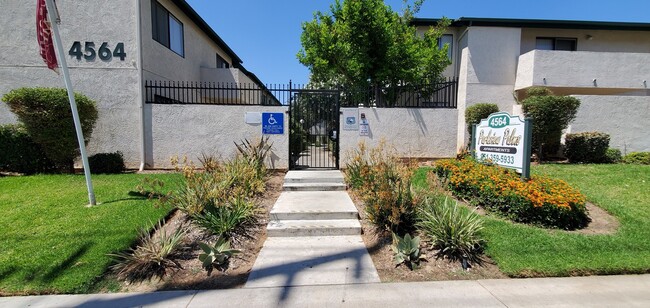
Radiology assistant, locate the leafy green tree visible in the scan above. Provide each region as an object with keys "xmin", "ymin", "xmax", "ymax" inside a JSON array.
[{"xmin": 297, "ymin": 0, "xmax": 450, "ymax": 94}]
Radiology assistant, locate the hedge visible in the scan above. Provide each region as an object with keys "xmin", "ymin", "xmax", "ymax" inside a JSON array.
[{"xmin": 564, "ymin": 132, "xmax": 610, "ymax": 163}]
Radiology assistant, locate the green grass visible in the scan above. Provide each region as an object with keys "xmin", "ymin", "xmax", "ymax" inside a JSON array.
[
  {"xmin": 0, "ymin": 173, "xmax": 179, "ymax": 294},
  {"xmin": 414, "ymin": 164, "xmax": 650, "ymax": 277}
]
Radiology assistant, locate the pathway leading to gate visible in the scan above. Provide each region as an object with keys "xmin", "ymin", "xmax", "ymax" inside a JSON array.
[{"xmin": 245, "ymin": 170, "xmax": 380, "ymax": 288}]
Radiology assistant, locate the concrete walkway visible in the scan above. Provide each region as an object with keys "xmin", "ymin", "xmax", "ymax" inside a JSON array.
[
  {"xmin": 245, "ymin": 170, "xmax": 380, "ymax": 288},
  {"xmin": 4, "ymin": 274, "xmax": 650, "ymax": 307}
]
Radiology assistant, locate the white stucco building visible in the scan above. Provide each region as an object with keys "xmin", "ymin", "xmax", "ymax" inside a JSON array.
[
  {"xmin": 415, "ymin": 18, "xmax": 650, "ymax": 153},
  {"xmin": 0, "ymin": 0, "xmax": 275, "ymax": 169}
]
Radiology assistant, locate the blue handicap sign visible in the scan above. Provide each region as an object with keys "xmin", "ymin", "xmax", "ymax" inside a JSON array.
[{"xmin": 262, "ymin": 112, "xmax": 284, "ymax": 134}]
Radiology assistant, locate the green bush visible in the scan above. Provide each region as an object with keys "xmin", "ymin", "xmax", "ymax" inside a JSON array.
[
  {"xmin": 526, "ymin": 86, "xmax": 553, "ymax": 97},
  {"xmin": 434, "ymin": 158, "xmax": 589, "ymax": 230},
  {"xmin": 623, "ymin": 152, "xmax": 650, "ymax": 165},
  {"xmin": 0, "ymin": 124, "xmax": 54, "ymax": 174},
  {"xmin": 88, "ymin": 152, "xmax": 125, "ymax": 174},
  {"xmin": 417, "ymin": 196, "xmax": 484, "ymax": 264},
  {"xmin": 564, "ymin": 132, "xmax": 610, "ymax": 163},
  {"xmin": 2, "ymin": 87, "xmax": 98, "ymax": 172},
  {"xmin": 192, "ymin": 198, "xmax": 257, "ymax": 238},
  {"xmin": 465, "ymin": 103, "xmax": 499, "ymax": 144},
  {"xmin": 605, "ymin": 148, "xmax": 622, "ymax": 164},
  {"xmin": 521, "ymin": 94, "xmax": 580, "ymax": 160}
]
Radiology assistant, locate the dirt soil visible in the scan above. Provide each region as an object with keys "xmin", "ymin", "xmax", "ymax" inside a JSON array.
[
  {"xmin": 118, "ymin": 171, "xmax": 285, "ymax": 292},
  {"xmin": 350, "ymin": 193, "xmax": 508, "ymax": 282}
]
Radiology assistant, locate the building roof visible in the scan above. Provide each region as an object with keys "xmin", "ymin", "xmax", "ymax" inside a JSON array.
[
  {"xmin": 170, "ymin": 0, "xmax": 243, "ymax": 64},
  {"xmin": 412, "ymin": 17, "xmax": 650, "ymax": 31}
]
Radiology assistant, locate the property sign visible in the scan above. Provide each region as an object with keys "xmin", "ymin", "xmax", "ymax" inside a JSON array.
[
  {"xmin": 342, "ymin": 109, "xmax": 358, "ymax": 130},
  {"xmin": 472, "ymin": 112, "xmax": 532, "ymax": 179},
  {"xmin": 262, "ymin": 112, "xmax": 284, "ymax": 134}
]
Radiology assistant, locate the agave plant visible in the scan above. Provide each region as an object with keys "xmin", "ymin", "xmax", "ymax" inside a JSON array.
[
  {"xmin": 392, "ymin": 232, "xmax": 426, "ymax": 270},
  {"xmin": 198, "ymin": 236, "xmax": 241, "ymax": 275}
]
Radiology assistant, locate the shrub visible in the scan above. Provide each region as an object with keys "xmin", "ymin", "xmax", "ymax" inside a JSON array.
[
  {"xmin": 521, "ymin": 94, "xmax": 580, "ymax": 160},
  {"xmin": 110, "ymin": 222, "xmax": 187, "ymax": 281},
  {"xmin": 564, "ymin": 132, "xmax": 610, "ymax": 163},
  {"xmin": 526, "ymin": 86, "xmax": 553, "ymax": 97},
  {"xmin": 623, "ymin": 152, "xmax": 650, "ymax": 165},
  {"xmin": 192, "ymin": 198, "xmax": 257, "ymax": 238},
  {"xmin": 234, "ymin": 137, "xmax": 272, "ymax": 174},
  {"xmin": 344, "ymin": 141, "xmax": 418, "ymax": 233},
  {"xmin": 465, "ymin": 103, "xmax": 499, "ymax": 144},
  {"xmin": 417, "ymin": 196, "xmax": 484, "ymax": 265},
  {"xmin": 0, "ymin": 124, "xmax": 54, "ymax": 174},
  {"xmin": 88, "ymin": 152, "xmax": 125, "ymax": 174},
  {"xmin": 2, "ymin": 87, "xmax": 98, "ymax": 172},
  {"xmin": 434, "ymin": 158, "xmax": 589, "ymax": 229},
  {"xmin": 605, "ymin": 148, "xmax": 622, "ymax": 164},
  {"xmin": 391, "ymin": 233, "xmax": 426, "ymax": 270}
]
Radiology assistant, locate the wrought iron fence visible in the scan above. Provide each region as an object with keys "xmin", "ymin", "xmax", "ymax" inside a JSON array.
[{"xmin": 145, "ymin": 77, "xmax": 458, "ymax": 108}]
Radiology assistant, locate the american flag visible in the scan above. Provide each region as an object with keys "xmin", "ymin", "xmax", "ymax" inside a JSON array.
[{"xmin": 36, "ymin": 0, "xmax": 58, "ymax": 72}]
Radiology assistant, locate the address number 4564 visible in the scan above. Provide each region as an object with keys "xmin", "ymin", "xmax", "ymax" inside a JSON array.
[{"xmin": 69, "ymin": 41, "xmax": 126, "ymax": 61}]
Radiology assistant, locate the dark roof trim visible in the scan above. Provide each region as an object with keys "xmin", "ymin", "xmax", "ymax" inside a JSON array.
[
  {"xmin": 412, "ymin": 17, "xmax": 650, "ymax": 31},
  {"xmin": 169, "ymin": 0, "xmax": 243, "ymax": 64}
]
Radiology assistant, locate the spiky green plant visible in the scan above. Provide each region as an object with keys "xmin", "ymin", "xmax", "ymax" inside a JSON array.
[
  {"xmin": 391, "ymin": 233, "xmax": 426, "ymax": 270},
  {"xmin": 191, "ymin": 198, "xmax": 257, "ymax": 238},
  {"xmin": 109, "ymin": 222, "xmax": 187, "ymax": 281},
  {"xmin": 417, "ymin": 197, "xmax": 485, "ymax": 265},
  {"xmin": 198, "ymin": 236, "xmax": 241, "ymax": 275}
]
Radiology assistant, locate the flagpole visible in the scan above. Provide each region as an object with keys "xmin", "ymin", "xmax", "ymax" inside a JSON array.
[{"xmin": 44, "ymin": 0, "xmax": 96, "ymax": 206}]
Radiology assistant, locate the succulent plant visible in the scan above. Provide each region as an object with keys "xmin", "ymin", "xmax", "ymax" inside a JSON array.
[
  {"xmin": 198, "ymin": 236, "xmax": 240, "ymax": 275},
  {"xmin": 392, "ymin": 232, "xmax": 426, "ymax": 270}
]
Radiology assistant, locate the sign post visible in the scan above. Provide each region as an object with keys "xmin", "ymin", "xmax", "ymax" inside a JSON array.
[{"xmin": 473, "ymin": 112, "xmax": 532, "ymax": 181}]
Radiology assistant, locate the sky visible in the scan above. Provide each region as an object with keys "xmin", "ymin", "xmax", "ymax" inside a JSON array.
[{"xmin": 186, "ymin": 0, "xmax": 650, "ymax": 85}]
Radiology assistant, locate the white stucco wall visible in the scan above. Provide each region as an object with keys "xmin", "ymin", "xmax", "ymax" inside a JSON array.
[
  {"xmin": 455, "ymin": 27, "xmax": 521, "ymax": 149},
  {"xmin": 145, "ymin": 105, "xmax": 289, "ymax": 169},
  {"xmin": 339, "ymin": 108, "xmax": 458, "ymax": 166},
  {"xmin": 569, "ymin": 95, "xmax": 650, "ymax": 153},
  {"xmin": 140, "ymin": 0, "xmax": 234, "ymax": 82},
  {"xmin": 0, "ymin": 0, "xmax": 143, "ymax": 167},
  {"xmin": 515, "ymin": 50, "xmax": 650, "ymax": 91}
]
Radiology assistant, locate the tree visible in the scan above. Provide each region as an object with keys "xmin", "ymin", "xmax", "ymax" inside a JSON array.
[{"xmin": 297, "ymin": 0, "xmax": 450, "ymax": 94}]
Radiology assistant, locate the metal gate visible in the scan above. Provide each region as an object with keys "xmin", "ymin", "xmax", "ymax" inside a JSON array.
[{"xmin": 288, "ymin": 89, "xmax": 340, "ymax": 170}]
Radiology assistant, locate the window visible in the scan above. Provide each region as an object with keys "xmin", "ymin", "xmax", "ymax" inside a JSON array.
[
  {"xmin": 438, "ymin": 34, "xmax": 453, "ymax": 61},
  {"xmin": 535, "ymin": 37, "xmax": 577, "ymax": 51},
  {"xmin": 152, "ymin": 1, "xmax": 184, "ymax": 57},
  {"xmin": 217, "ymin": 54, "xmax": 230, "ymax": 68}
]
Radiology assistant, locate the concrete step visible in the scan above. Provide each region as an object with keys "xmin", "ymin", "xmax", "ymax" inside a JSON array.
[
  {"xmin": 283, "ymin": 182, "xmax": 347, "ymax": 191},
  {"xmin": 270, "ymin": 191, "xmax": 359, "ymax": 220},
  {"xmin": 245, "ymin": 236, "xmax": 380, "ymax": 288},
  {"xmin": 284, "ymin": 170, "xmax": 345, "ymax": 184},
  {"xmin": 267, "ymin": 219, "xmax": 361, "ymax": 237}
]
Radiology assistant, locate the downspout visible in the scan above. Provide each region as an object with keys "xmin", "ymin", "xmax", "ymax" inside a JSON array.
[{"xmin": 136, "ymin": 0, "xmax": 146, "ymax": 171}]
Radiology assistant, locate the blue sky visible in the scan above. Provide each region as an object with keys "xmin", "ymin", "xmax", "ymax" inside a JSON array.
[{"xmin": 186, "ymin": 0, "xmax": 650, "ymax": 85}]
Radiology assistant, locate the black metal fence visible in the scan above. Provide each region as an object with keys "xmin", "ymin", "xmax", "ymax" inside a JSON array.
[{"xmin": 145, "ymin": 77, "xmax": 458, "ymax": 108}]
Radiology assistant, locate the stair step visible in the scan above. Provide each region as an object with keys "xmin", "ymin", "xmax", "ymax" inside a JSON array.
[
  {"xmin": 267, "ymin": 219, "xmax": 361, "ymax": 237},
  {"xmin": 270, "ymin": 191, "xmax": 359, "ymax": 220},
  {"xmin": 284, "ymin": 170, "xmax": 345, "ymax": 184},
  {"xmin": 283, "ymin": 182, "xmax": 347, "ymax": 191}
]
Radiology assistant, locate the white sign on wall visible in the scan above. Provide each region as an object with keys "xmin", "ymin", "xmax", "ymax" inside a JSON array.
[
  {"xmin": 473, "ymin": 112, "xmax": 531, "ymax": 177},
  {"xmin": 343, "ymin": 109, "xmax": 359, "ymax": 130}
]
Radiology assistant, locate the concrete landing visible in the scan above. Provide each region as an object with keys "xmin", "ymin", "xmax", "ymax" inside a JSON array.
[
  {"xmin": 245, "ymin": 236, "xmax": 380, "ymax": 288},
  {"xmin": 270, "ymin": 191, "xmax": 358, "ymax": 220},
  {"xmin": 284, "ymin": 170, "xmax": 344, "ymax": 183}
]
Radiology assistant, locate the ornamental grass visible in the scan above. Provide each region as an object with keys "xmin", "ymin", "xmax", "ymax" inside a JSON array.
[{"xmin": 434, "ymin": 158, "xmax": 589, "ymax": 230}]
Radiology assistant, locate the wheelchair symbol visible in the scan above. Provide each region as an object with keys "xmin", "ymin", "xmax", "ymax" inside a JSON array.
[{"xmin": 267, "ymin": 114, "xmax": 277, "ymax": 125}]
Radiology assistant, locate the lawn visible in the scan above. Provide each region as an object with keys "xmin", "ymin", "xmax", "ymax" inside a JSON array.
[
  {"xmin": 0, "ymin": 173, "xmax": 179, "ymax": 295},
  {"xmin": 415, "ymin": 163, "xmax": 650, "ymax": 277}
]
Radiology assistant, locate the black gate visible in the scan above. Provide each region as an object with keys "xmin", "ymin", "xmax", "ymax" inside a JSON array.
[{"xmin": 289, "ymin": 88, "xmax": 340, "ymax": 170}]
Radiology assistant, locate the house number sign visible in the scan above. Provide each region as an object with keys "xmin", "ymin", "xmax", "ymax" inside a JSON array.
[{"xmin": 68, "ymin": 41, "xmax": 126, "ymax": 61}]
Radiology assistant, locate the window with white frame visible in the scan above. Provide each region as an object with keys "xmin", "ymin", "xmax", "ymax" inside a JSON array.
[{"xmin": 152, "ymin": 1, "xmax": 184, "ymax": 57}]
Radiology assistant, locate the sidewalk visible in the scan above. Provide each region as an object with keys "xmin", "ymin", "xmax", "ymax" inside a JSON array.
[{"xmin": 3, "ymin": 274, "xmax": 649, "ymax": 307}]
